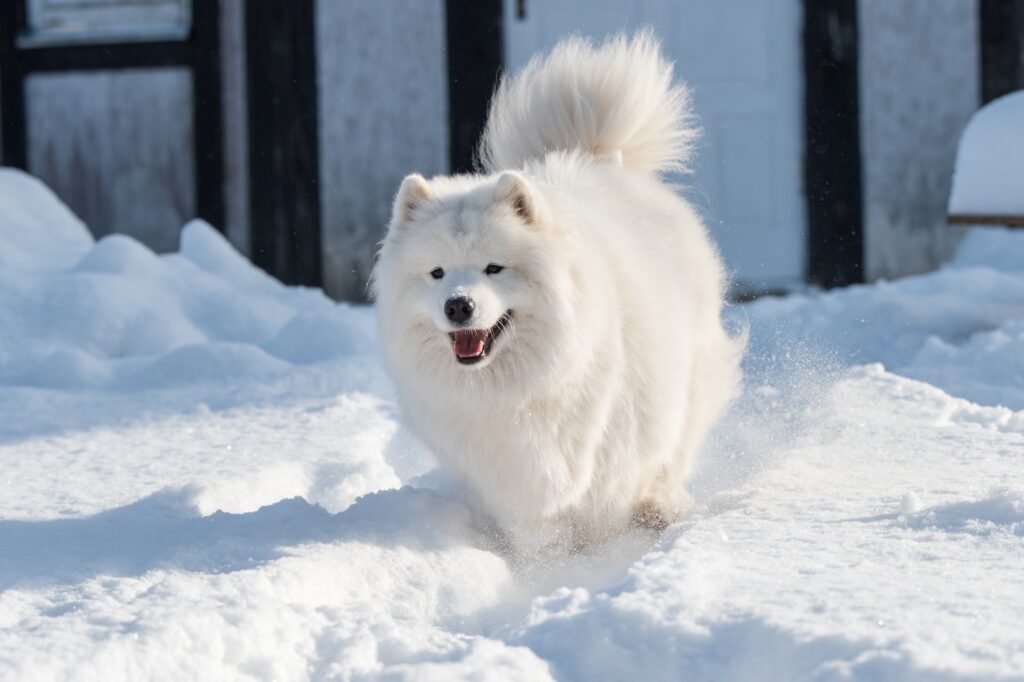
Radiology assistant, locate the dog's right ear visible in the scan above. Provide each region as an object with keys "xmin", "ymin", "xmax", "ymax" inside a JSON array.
[{"xmin": 390, "ymin": 173, "xmax": 431, "ymax": 229}]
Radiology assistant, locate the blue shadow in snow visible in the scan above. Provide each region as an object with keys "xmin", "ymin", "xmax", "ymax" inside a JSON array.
[
  {"xmin": 841, "ymin": 492, "xmax": 1024, "ymax": 537},
  {"xmin": 0, "ymin": 484, "xmax": 473, "ymax": 592}
]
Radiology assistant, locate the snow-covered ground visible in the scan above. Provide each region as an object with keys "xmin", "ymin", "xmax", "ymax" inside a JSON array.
[{"xmin": 1, "ymin": 168, "xmax": 1022, "ymax": 680}]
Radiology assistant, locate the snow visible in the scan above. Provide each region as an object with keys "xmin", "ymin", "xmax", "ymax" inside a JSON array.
[
  {"xmin": 738, "ymin": 227, "xmax": 1024, "ymax": 411},
  {"xmin": 948, "ymin": 90, "xmax": 1024, "ymax": 217},
  {"xmin": 2, "ymin": 168, "xmax": 1024, "ymax": 680}
]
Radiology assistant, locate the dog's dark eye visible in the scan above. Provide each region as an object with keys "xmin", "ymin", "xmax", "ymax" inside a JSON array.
[
  {"xmin": 484, "ymin": 264, "xmax": 504, "ymax": 275},
  {"xmin": 430, "ymin": 267, "xmax": 445, "ymax": 280}
]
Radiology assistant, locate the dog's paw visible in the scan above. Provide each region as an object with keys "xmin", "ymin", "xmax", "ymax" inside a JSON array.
[{"xmin": 631, "ymin": 499, "xmax": 670, "ymax": 531}]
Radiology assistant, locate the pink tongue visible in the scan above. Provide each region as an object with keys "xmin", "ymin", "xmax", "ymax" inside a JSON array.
[{"xmin": 453, "ymin": 330, "xmax": 487, "ymax": 357}]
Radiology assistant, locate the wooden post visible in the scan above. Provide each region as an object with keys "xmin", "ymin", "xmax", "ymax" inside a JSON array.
[
  {"xmin": 980, "ymin": 0, "xmax": 1024, "ymax": 104},
  {"xmin": 0, "ymin": 0, "xmax": 27, "ymax": 169},
  {"xmin": 803, "ymin": 0, "xmax": 864, "ymax": 288},
  {"xmin": 192, "ymin": 0, "xmax": 224, "ymax": 231},
  {"xmin": 245, "ymin": 0, "xmax": 322, "ymax": 286},
  {"xmin": 445, "ymin": 0, "xmax": 504, "ymax": 174}
]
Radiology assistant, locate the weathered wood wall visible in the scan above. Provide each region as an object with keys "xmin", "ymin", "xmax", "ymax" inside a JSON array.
[
  {"xmin": 315, "ymin": 0, "xmax": 449, "ymax": 300},
  {"xmin": 26, "ymin": 68, "xmax": 195, "ymax": 253},
  {"xmin": 858, "ymin": 0, "xmax": 979, "ymax": 280}
]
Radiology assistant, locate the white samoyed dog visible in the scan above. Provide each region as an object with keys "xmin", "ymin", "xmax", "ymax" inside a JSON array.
[{"xmin": 372, "ymin": 32, "xmax": 743, "ymax": 550}]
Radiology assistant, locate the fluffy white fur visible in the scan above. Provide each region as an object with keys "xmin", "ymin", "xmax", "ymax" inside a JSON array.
[{"xmin": 372, "ymin": 33, "xmax": 743, "ymax": 550}]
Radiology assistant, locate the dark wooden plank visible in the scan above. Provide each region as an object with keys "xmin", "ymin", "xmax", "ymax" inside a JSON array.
[
  {"xmin": 191, "ymin": 0, "xmax": 224, "ymax": 232},
  {"xmin": 948, "ymin": 214, "xmax": 1024, "ymax": 227},
  {"xmin": 980, "ymin": 0, "xmax": 1024, "ymax": 104},
  {"xmin": 17, "ymin": 40, "xmax": 192, "ymax": 72},
  {"xmin": 445, "ymin": 0, "xmax": 504, "ymax": 173},
  {"xmin": 245, "ymin": 0, "xmax": 322, "ymax": 286},
  {"xmin": 803, "ymin": 0, "xmax": 864, "ymax": 288}
]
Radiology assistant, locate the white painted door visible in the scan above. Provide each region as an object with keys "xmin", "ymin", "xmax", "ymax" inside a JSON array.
[{"xmin": 504, "ymin": 0, "xmax": 806, "ymax": 291}]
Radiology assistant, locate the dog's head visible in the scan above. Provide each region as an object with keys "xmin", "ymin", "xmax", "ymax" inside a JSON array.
[{"xmin": 372, "ymin": 170, "xmax": 582, "ymax": 390}]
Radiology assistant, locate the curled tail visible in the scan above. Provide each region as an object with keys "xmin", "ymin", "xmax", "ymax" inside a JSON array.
[{"xmin": 479, "ymin": 31, "xmax": 697, "ymax": 175}]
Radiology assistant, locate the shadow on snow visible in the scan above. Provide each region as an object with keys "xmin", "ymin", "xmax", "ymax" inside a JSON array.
[{"xmin": 0, "ymin": 484, "xmax": 471, "ymax": 593}]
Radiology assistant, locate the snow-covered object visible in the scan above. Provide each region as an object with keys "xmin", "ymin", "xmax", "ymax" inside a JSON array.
[
  {"xmin": 948, "ymin": 90, "xmax": 1024, "ymax": 218},
  {"xmin": 1, "ymin": 169, "xmax": 1024, "ymax": 679}
]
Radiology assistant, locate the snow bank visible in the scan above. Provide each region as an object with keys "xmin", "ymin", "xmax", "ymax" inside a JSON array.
[
  {"xmin": 952, "ymin": 224, "xmax": 1024, "ymax": 272},
  {"xmin": 2, "ymin": 169, "xmax": 1023, "ymax": 680},
  {"xmin": 738, "ymin": 226, "xmax": 1024, "ymax": 410},
  {"xmin": 0, "ymin": 213, "xmax": 375, "ymax": 391},
  {"xmin": 948, "ymin": 90, "xmax": 1024, "ymax": 216}
]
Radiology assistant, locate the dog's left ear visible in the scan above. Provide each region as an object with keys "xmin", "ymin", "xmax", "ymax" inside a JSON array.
[{"xmin": 494, "ymin": 171, "xmax": 543, "ymax": 226}]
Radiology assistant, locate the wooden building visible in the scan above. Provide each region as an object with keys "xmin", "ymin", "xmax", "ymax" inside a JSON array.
[{"xmin": 1, "ymin": 1, "xmax": 1022, "ymax": 300}]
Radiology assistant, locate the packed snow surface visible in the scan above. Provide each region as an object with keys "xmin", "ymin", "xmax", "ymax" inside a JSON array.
[
  {"xmin": 1, "ymin": 168, "xmax": 1023, "ymax": 680},
  {"xmin": 948, "ymin": 90, "xmax": 1024, "ymax": 217}
]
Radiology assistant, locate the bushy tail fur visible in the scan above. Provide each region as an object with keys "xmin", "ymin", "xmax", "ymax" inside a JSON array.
[{"xmin": 479, "ymin": 31, "xmax": 697, "ymax": 175}]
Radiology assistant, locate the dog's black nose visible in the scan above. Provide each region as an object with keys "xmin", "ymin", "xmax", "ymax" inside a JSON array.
[{"xmin": 444, "ymin": 296, "xmax": 475, "ymax": 324}]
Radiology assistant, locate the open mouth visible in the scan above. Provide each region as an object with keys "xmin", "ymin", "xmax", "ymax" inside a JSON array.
[{"xmin": 448, "ymin": 311, "xmax": 513, "ymax": 365}]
